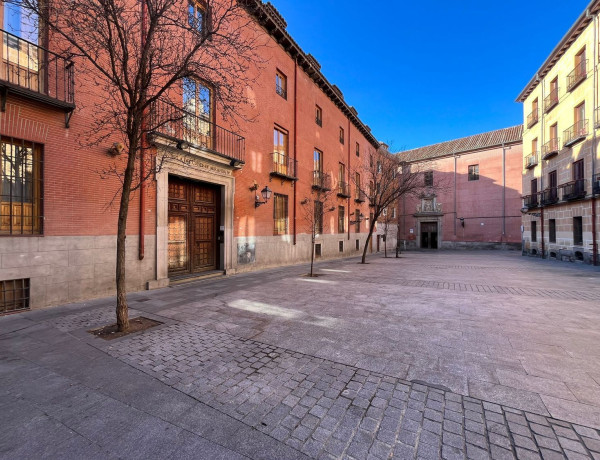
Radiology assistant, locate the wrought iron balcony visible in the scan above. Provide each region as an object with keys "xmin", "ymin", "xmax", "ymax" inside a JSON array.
[
  {"xmin": 354, "ymin": 189, "xmax": 366, "ymax": 203},
  {"xmin": 148, "ymin": 99, "xmax": 245, "ymax": 164},
  {"xmin": 337, "ymin": 181, "xmax": 351, "ymax": 198},
  {"xmin": 524, "ymin": 152, "xmax": 539, "ymax": 170},
  {"xmin": 559, "ymin": 179, "xmax": 586, "ymax": 201},
  {"xmin": 544, "ymin": 88, "xmax": 559, "ymax": 113},
  {"xmin": 540, "ymin": 187, "xmax": 559, "ymax": 206},
  {"xmin": 276, "ymin": 84, "xmax": 287, "ymax": 99},
  {"xmin": 567, "ymin": 60, "xmax": 587, "ymax": 92},
  {"xmin": 563, "ymin": 119, "xmax": 588, "ymax": 147},
  {"xmin": 526, "ymin": 109, "xmax": 538, "ymax": 128},
  {"xmin": 523, "ymin": 194, "xmax": 539, "ymax": 209},
  {"xmin": 270, "ymin": 152, "xmax": 297, "ymax": 180},
  {"xmin": 0, "ymin": 29, "xmax": 75, "ymax": 121},
  {"xmin": 312, "ymin": 171, "xmax": 331, "ymax": 191},
  {"xmin": 594, "ymin": 174, "xmax": 600, "ymax": 195},
  {"xmin": 541, "ymin": 138, "xmax": 560, "ymax": 160}
]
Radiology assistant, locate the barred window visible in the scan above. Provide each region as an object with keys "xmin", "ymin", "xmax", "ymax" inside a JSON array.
[
  {"xmin": 1, "ymin": 137, "xmax": 43, "ymax": 235},
  {"xmin": 338, "ymin": 206, "xmax": 345, "ymax": 234},
  {"xmin": 273, "ymin": 193, "xmax": 288, "ymax": 235},
  {"xmin": 424, "ymin": 171, "xmax": 433, "ymax": 186},
  {"xmin": 468, "ymin": 164, "xmax": 479, "ymax": 181}
]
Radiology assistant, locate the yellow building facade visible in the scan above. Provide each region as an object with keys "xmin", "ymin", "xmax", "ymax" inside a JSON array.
[{"xmin": 517, "ymin": 0, "xmax": 600, "ymax": 265}]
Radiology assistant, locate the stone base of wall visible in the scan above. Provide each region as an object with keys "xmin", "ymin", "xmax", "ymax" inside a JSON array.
[
  {"xmin": 524, "ymin": 247, "xmax": 599, "ymax": 265},
  {"xmin": 441, "ymin": 241, "xmax": 521, "ymax": 251},
  {"xmin": 233, "ymin": 233, "xmax": 377, "ymax": 273},
  {"xmin": 0, "ymin": 235, "xmax": 156, "ymax": 310}
]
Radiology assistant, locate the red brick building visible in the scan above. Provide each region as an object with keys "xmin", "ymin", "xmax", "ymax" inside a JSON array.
[
  {"xmin": 396, "ymin": 126, "xmax": 523, "ymax": 250},
  {"xmin": 0, "ymin": 1, "xmax": 380, "ymax": 311}
]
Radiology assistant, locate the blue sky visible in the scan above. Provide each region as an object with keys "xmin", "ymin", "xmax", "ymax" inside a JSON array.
[{"xmin": 271, "ymin": 0, "xmax": 591, "ymax": 151}]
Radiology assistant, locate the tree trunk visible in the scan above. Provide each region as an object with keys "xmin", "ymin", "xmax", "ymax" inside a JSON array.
[
  {"xmin": 115, "ymin": 129, "xmax": 140, "ymax": 332},
  {"xmin": 361, "ymin": 218, "xmax": 377, "ymax": 264},
  {"xmin": 310, "ymin": 229, "xmax": 315, "ymax": 276}
]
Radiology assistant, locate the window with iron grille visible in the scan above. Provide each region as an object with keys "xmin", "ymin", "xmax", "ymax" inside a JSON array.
[
  {"xmin": 1, "ymin": 137, "xmax": 43, "ymax": 235},
  {"xmin": 531, "ymin": 221, "xmax": 537, "ymax": 242},
  {"xmin": 339, "ymin": 241, "xmax": 343, "ymax": 252},
  {"xmin": 0, "ymin": 278, "xmax": 30, "ymax": 314},
  {"xmin": 315, "ymin": 243, "xmax": 322, "ymax": 257},
  {"xmin": 315, "ymin": 105, "xmax": 322, "ymax": 127},
  {"xmin": 549, "ymin": 219, "xmax": 556, "ymax": 243},
  {"xmin": 273, "ymin": 193, "xmax": 288, "ymax": 235},
  {"xmin": 275, "ymin": 70, "xmax": 287, "ymax": 99},
  {"xmin": 356, "ymin": 142, "xmax": 360, "ymax": 157},
  {"xmin": 354, "ymin": 209, "xmax": 360, "ymax": 233},
  {"xmin": 424, "ymin": 171, "xmax": 433, "ymax": 186},
  {"xmin": 468, "ymin": 164, "xmax": 479, "ymax": 181},
  {"xmin": 573, "ymin": 216, "xmax": 583, "ymax": 246},
  {"xmin": 339, "ymin": 127, "xmax": 344, "ymax": 144},
  {"xmin": 355, "ymin": 239, "xmax": 359, "ymax": 250},
  {"xmin": 314, "ymin": 201, "xmax": 323, "ymax": 235},
  {"xmin": 338, "ymin": 206, "xmax": 345, "ymax": 233}
]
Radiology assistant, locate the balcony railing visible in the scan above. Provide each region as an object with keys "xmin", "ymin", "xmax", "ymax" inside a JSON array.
[
  {"xmin": 593, "ymin": 174, "xmax": 600, "ymax": 195},
  {"xmin": 563, "ymin": 119, "xmax": 588, "ymax": 147},
  {"xmin": 541, "ymin": 138, "xmax": 560, "ymax": 160},
  {"xmin": 0, "ymin": 29, "xmax": 75, "ymax": 111},
  {"xmin": 523, "ymin": 194, "xmax": 539, "ymax": 209},
  {"xmin": 567, "ymin": 59, "xmax": 588, "ymax": 91},
  {"xmin": 559, "ymin": 179, "xmax": 586, "ymax": 201},
  {"xmin": 527, "ymin": 109, "xmax": 538, "ymax": 128},
  {"xmin": 540, "ymin": 187, "xmax": 559, "ymax": 206},
  {"xmin": 544, "ymin": 87, "xmax": 559, "ymax": 113},
  {"xmin": 148, "ymin": 99, "xmax": 245, "ymax": 164},
  {"xmin": 337, "ymin": 181, "xmax": 351, "ymax": 198},
  {"xmin": 271, "ymin": 152, "xmax": 297, "ymax": 180},
  {"xmin": 275, "ymin": 84, "xmax": 287, "ymax": 99},
  {"xmin": 524, "ymin": 152, "xmax": 539, "ymax": 170},
  {"xmin": 355, "ymin": 189, "xmax": 366, "ymax": 203},
  {"xmin": 312, "ymin": 171, "xmax": 331, "ymax": 191}
]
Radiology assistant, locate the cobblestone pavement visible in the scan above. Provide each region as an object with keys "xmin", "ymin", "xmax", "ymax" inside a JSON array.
[{"xmin": 2, "ymin": 250, "xmax": 600, "ymax": 459}]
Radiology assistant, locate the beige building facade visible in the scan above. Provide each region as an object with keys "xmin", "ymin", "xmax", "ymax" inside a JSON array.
[{"xmin": 517, "ymin": 0, "xmax": 600, "ymax": 265}]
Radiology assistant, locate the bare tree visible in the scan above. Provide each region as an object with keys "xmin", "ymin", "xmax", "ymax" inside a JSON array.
[
  {"xmin": 14, "ymin": 0, "xmax": 263, "ymax": 330},
  {"xmin": 300, "ymin": 170, "xmax": 336, "ymax": 277},
  {"xmin": 352, "ymin": 145, "xmax": 429, "ymax": 264}
]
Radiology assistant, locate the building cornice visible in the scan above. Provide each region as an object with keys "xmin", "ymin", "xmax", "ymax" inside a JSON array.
[
  {"xmin": 239, "ymin": 0, "xmax": 380, "ymax": 148},
  {"xmin": 516, "ymin": 0, "xmax": 600, "ymax": 103}
]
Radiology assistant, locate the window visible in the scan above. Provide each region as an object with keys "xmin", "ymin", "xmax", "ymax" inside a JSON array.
[
  {"xmin": 391, "ymin": 208, "xmax": 396, "ymax": 219},
  {"xmin": 532, "ymin": 138, "xmax": 538, "ymax": 153},
  {"xmin": 573, "ymin": 216, "xmax": 583, "ymax": 246},
  {"xmin": 573, "ymin": 159, "xmax": 584, "ymax": 180},
  {"xmin": 3, "ymin": 3, "xmax": 38, "ymax": 43},
  {"xmin": 314, "ymin": 201, "xmax": 323, "ymax": 235},
  {"xmin": 531, "ymin": 221, "xmax": 537, "ymax": 242},
  {"xmin": 339, "ymin": 241, "xmax": 344, "ymax": 253},
  {"xmin": 468, "ymin": 164, "xmax": 479, "ymax": 181},
  {"xmin": 531, "ymin": 178, "xmax": 538, "ymax": 195},
  {"xmin": 338, "ymin": 206, "xmax": 345, "ymax": 233},
  {"xmin": 355, "ymin": 239, "xmax": 360, "ymax": 250},
  {"xmin": 273, "ymin": 127, "xmax": 289, "ymax": 175},
  {"xmin": 424, "ymin": 171, "xmax": 433, "ymax": 187},
  {"xmin": 574, "ymin": 102, "xmax": 585, "ymax": 133},
  {"xmin": 549, "ymin": 123, "xmax": 558, "ymax": 142},
  {"xmin": 356, "ymin": 142, "xmax": 360, "ymax": 157},
  {"xmin": 315, "ymin": 105, "xmax": 322, "ymax": 127},
  {"xmin": 182, "ymin": 78, "xmax": 212, "ymax": 148},
  {"xmin": 313, "ymin": 149, "xmax": 322, "ymax": 173},
  {"xmin": 549, "ymin": 77, "xmax": 558, "ymax": 104},
  {"xmin": 275, "ymin": 70, "xmax": 287, "ymax": 99},
  {"xmin": 575, "ymin": 47, "xmax": 586, "ymax": 76},
  {"xmin": 549, "ymin": 219, "xmax": 556, "ymax": 243},
  {"xmin": 355, "ymin": 209, "xmax": 360, "ymax": 233},
  {"xmin": 188, "ymin": 0, "xmax": 207, "ymax": 34},
  {"xmin": 369, "ymin": 154, "xmax": 373, "ymax": 167},
  {"xmin": 377, "ymin": 161, "xmax": 382, "ymax": 175},
  {"xmin": 0, "ymin": 278, "xmax": 30, "ymax": 314},
  {"xmin": 315, "ymin": 243, "xmax": 322, "ymax": 258},
  {"xmin": 1, "ymin": 137, "xmax": 42, "ymax": 235},
  {"xmin": 355, "ymin": 172, "xmax": 361, "ymax": 198},
  {"xmin": 338, "ymin": 163, "xmax": 346, "ymax": 195},
  {"xmin": 549, "ymin": 170, "xmax": 557, "ymax": 189},
  {"xmin": 383, "ymin": 208, "xmax": 388, "ymax": 217},
  {"xmin": 339, "ymin": 127, "xmax": 345, "ymax": 144},
  {"xmin": 273, "ymin": 194, "xmax": 288, "ymax": 235}
]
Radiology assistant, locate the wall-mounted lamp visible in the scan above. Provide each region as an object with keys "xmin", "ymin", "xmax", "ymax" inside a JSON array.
[
  {"xmin": 349, "ymin": 213, "xmax": 365, "ymax": 225},
  {"xmin": 176, "ymin": 140, "xmax": 189, "ymax": 150},
  {"xmin": 459, "ymin": 217, "xmax": 465, "ymax": 227},
  {"xmin": 300, "ymin": 198, "xmax": 309, "ymax": 205},
  {"xmin": 254, "ymin": 185, "xmax": 272, "ymax": 208}
]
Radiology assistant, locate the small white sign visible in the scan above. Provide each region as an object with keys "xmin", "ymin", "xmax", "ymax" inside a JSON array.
[{"xmin": 409, "ymin": 228, "xmax": 414, "ymax": 234}]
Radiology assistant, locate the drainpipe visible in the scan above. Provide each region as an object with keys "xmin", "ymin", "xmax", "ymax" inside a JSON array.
[
  {"xmin": 293, "ymin": 57, "xmax": 298, "ymax": 245},
  {"xmin": 138, "ymin": 0, "xmax": 147, "ymax": 260},
  {"xmin": 347, "ymin": 117, "xmax": 351, "ymax": 241},
  {"xmin": 592, "ymin": 13, "xmax": 598, "ymax": 265},
  {"xmin": 502, "ymin": 143, "xmax": 506, "ymax": 237},
  {"xmin": 453, "ymin": 154, "xmax": 457, "ymax": 236}
]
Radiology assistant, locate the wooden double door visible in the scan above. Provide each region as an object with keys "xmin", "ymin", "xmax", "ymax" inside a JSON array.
[
  {"xmin": 168, "ymin": 177, "xmax": 221, "ymax": 277},
  {"xmin": 420, "ymin": 221, "xmax": 438, "ymax": 249}
]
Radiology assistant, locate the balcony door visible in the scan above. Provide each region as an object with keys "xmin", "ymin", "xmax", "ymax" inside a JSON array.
[
  {"xmin": 574, "ymin": 102, "xmax": 585, "ymax": 134},
  {"xmin": 2, "ymin": 3, "xmax": 42, "ymax": 92},
  {"xmin": 182, "ymin": 78, "xmax": 212, "ymax": 149}
]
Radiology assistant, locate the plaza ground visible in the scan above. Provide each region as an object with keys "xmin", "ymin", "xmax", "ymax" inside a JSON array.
[{"xmin": 1, "ymin": 250, "xmax": 600, "ymax": 459}]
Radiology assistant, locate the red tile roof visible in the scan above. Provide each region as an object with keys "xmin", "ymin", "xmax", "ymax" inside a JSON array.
[{"xmin": 396, "ymin": 125, "xmax": 523, "ymax": 162}]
